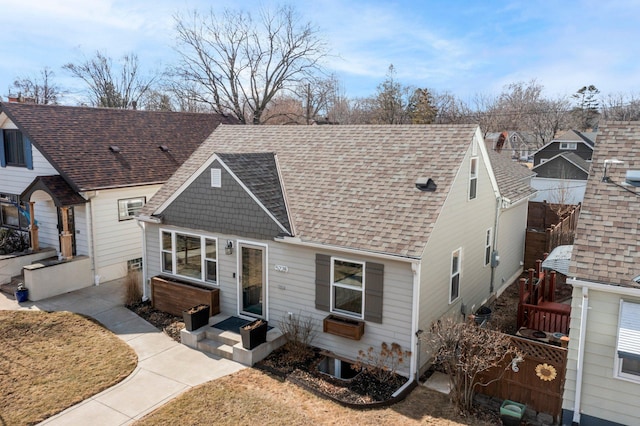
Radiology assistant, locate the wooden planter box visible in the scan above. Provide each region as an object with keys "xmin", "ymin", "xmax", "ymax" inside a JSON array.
[
  {"xmin": 323, "ymin": 314, "xmax": 365, "ymax": 340},
  {"xmin": 183, "ymin": 304, "xmax": 210, "ymax": 331},
  {"xmin": 151, "ymin": 276, "xmax": 220, "ymax": 317},
  {"xmin": 240, "ymin": 319, "xmax": 268, "ymax": 350}
]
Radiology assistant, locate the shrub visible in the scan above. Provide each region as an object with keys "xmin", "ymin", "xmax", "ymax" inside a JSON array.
[
  {"xmin": 424, "ymin": 317, "xmax": 523, "ymax": 414},
  {"xmin": 0, "ymin": 228, "xmax": 30, "ymax": 255},
  {"xmin": 352, "ymin": 342, "xmax": 411, "ymax": 382},
  {"xmin": 279, "ymin": 312, "xmax": 316, "ymax": 363}
]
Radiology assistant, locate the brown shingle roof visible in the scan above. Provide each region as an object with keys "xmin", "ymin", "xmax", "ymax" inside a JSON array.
[
  {"xmin": 143, "ymin": 124, "xmax": 479, "ymax": 258},
  {"xmin": 568, "ymin": 121, "xmax": 640, "ymax": 287},
  {"xmin": 0, "ymin": 102, "xmax": 238, "ymax": 191}
]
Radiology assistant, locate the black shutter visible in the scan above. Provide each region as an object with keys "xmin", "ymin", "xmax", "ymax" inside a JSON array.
[
  {"xmin": 315, "ymin": 253, "xmax": 331, "ymax": 312},
  {"xmin": 364, "ymin": 262, "xmax": 384, "ymax": 323}
]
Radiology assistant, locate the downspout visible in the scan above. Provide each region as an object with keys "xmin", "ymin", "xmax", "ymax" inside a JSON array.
[
  {"xmin": 490, "ymin": 195, "xmax": 501, "ymax": 294},
  {"xmin": 83, "ymin": 191, "xmax": 99, "ymax": 285},
  {"xmin": 573, "ymin": 286, "xmax": 589, "ymax": 425},
  {"xmin": 136, "ymin": 220, "xmax": 149, "ymax": 301},
  {"xmin": 411, "ymin": 261, "xmax": 421, "ymax": 382}
]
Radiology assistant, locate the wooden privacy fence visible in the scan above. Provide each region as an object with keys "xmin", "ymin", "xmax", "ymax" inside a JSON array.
[
  {"xmin": 478, "ymin": 336, "xmax": 567, "ymax": 422},
  {"xmin": 524, "ymin": 202, "xmax": 580, "ymax": 270}
]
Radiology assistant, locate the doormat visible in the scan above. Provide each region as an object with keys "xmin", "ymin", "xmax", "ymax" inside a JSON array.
[{"xmin": 211, "ymin": 316, "xmax": 273, "ymax": 332}]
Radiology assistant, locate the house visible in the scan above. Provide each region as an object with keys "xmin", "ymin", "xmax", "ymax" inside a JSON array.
[
  {"xmin": 531, "ymin": 130, "xmax": 596, "ymax": 204},
  {"xmin": 562, "ymin": 121, "xmax": 640, "ymax": 426},
  {"xmin": 485, "ymin": 146, "xmax": 537, "ymax": 295},
  {"xmin": 485, "ymin": 130, "xmax": 540, "ymax": 162},
  {"xmin": 137, "ymin": 124, "xmax": 535, "ymax": 377},
  {"xmin": 0, "ymin": 101, "xmax": 236, "ymax": 293}
]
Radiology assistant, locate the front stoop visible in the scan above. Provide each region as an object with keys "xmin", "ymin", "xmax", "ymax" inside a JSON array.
[{"xmin": 181, "ymin": 314, "xmax": 286, "ymax": 366}]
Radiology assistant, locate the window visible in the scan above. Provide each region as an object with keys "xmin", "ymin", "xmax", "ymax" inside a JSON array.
[
  {"xmin": 118, "ymin": 197, "xmax": 146, "ymax": 221},
  {"xmin": 450, "ymin": 248, "xmax": 461, "ymax": 303},
  {"xmin": 160, "ymin": 230, "xmax": 217, "ymax": 284},
  {"xmin": 211, "ymin": 168, "xmax": 222, "ymax": 188},
  {"xmin": 616, "ymin": 301, "xmax": 640, "ymax": 381},
  {"xmin": 559, "ymin": 142, "xmax": 577, "ymax": 150},
  {"xmin": 331, "ymin": 258, "xmax": 365, "ymax": 318},
  {"xmin": 540, "ymin": 158, "xmax": 549, "ymax": 164},
  {"xmin": 0, "ymin": 194, "xmax": 27, "ymax": 229},
  {"xmin": 1, "ymin": 130, "xmax": 32, "ymax": 168},
  {"xmin": 484, "ymin": 228, "xmax": 492, "ymax": 266},
  {"xmin": 127, "ymin": 257, "xmax": 143, "ymax": 271},
  {"xmin": 469, "ymin": 157, "xmax": 478, "ymax": 200}
]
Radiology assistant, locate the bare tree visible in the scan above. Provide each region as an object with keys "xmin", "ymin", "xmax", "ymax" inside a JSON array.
[
  {"xmin": 172, "ymin": 5, "xmax": 327, "ymax": 124},
  {"xmin": 425, "ymin": 317, "xmax": 523, "ymax": 414},
  {"xmin": 433, "ymin": 91, "xmax": 474, "ymax": 124},
  {"xmin": 10, "ymin": 67, "xmax": 62, "ymax": 104},
  {"xmin": 601, "ymin": 92, "xmax": 640, "ymax": 121},
  {"xmin": 63, "ymin": 51, "xmax": 158, "ymax": 109}
]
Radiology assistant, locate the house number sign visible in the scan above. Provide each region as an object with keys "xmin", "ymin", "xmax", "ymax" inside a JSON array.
[{"xmin": 274, "ymin": 265, "xmax": 289, "ymax": 272}]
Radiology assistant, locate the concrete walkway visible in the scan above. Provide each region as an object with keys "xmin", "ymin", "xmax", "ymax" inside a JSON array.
[{"xmin": 0, "ymin": 280, "xmax": 245, "ymax": 425}]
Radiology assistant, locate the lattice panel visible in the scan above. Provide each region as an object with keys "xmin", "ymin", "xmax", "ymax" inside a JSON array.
[{"xmin": 512, "ymin": 335, "xmax": 567, "ymax": 365}]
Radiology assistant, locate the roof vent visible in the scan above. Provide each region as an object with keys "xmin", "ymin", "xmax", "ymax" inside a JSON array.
[
  {"xmin": 625, "ymin": 170, "xmax": 640, "ymax": 187},
  {"xmin": 415, "ymin": 177, "xmax": 437, "ymax": 192},
  {"xmin": 159, "ymin": 145, "xmax": 170, "ymax": 152},
  {"xmin": 109, "ymin": 145, "xmax": 121, "ymax": 153}
]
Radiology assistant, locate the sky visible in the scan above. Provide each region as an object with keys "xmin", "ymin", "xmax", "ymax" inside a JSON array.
[{"xmin": 1, "ymin": 0, "xmax": 639, "ymax": 104}]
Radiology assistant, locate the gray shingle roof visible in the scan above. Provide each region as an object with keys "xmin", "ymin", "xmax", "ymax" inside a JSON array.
[
  {"xmin": 217, "ymin": 152, "xmax": 292, "ymax": 234},
  {"xmin": 486, "ymin": 148, "xmax": 536, "ymax": 203},
  {"xmin": 143, "ymin": 124, "xmax": 480, "ymax": 258},
  {"xmin": 568, "ymin": 121, "xmax": 640, "ymax": 287},
  {"xmin": 0, "ymin": 102, "xmax": 238, "ymax": 191}
]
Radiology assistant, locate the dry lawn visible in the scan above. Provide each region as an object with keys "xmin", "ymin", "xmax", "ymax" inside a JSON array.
[
  {"xmin": 135, "ymin": 368, "xmax": 495, "ymax": 426},
  {"xmin": 0, "ymin": 310, "xmax": 137, "ymax": 425}
]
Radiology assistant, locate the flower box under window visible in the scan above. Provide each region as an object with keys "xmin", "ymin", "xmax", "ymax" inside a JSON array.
[{"xmin": 323, "ymin": 314, "xmax": 365, "ymax": 340}]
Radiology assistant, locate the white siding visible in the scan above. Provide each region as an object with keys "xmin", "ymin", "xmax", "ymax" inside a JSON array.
[
  {"xmin": 494, "ymin": 201, "xmax": 527, "ymax": 295},
  {"xmin": 563, "ymin": 287, "xmax": 640, "ymax": 425},
  {"xmin": 90, "ymin": 185, "xmax": 161, "ymax": 282},
  {"xmin": 143, "ymin": 223, "xmax": 415, "ymax": 375},
  {"xmin": 418, "ymin": 132, "xmax": 496, "ymax": 361},
  {"xmin": 531, "ymin": 177, "xmax": 586, "ymax": 204}
]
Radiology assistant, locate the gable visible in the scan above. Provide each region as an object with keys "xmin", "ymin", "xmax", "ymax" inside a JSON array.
[
  {"xmin": 532, "ymin": 154, "xmax": 589, "ymax": 180},
  {"xmin": 159, "ymin": 159, "xmax": 286, "ymax": 240}
]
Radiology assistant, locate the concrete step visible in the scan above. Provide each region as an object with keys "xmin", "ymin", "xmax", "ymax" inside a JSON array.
[
  {"xmin": 205, "ymin": 328, "xmax": 242, "ymax": 346},
  {"xmin": 198, "ymin": 338, "xmax": 234, "ymax": 360}
]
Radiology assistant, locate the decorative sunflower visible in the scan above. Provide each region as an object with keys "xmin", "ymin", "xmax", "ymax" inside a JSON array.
[{"xmin": 535, "ymin": 363, "xmax": 557, "ymax": 381}]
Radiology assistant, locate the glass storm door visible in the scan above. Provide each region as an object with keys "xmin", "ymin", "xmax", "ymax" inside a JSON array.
[{"xmin": 240, "ymin": 244, "xmax": 265, "ymax": 318}]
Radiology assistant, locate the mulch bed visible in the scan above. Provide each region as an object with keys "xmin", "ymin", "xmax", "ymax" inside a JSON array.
[
  {"xmin": 127, "ymin": 300, "xmax": 184, "ymax": 342},
  {"xmin": 255, "ymin": 344, "xmax": 413, "ymax": 407}
]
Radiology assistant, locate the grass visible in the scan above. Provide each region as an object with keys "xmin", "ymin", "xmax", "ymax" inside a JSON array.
[
  {"xmin": 0, "ymin": 310, "xmax": 137, "ymax": 425},
  {"xmin": 135, "ymin": 368, "xmax": 496, "ymax": 426}
]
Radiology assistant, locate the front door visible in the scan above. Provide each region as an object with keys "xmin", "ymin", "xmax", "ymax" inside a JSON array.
[
  {"xmin": 239, "ymin": 243, "xmax": 266, "ymax": 318},
  {"xmin": 57, "ymin": 206, "xmax": 76, "ymax": 256}
]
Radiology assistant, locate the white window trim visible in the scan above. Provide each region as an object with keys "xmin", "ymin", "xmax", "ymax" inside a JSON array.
[
  {"xmin": 540, "ymin": 158, "xmax": 549, "ymax": 164},
  {"xmin": 559, "ymin": 142, "xmax": 577, "ymax": 150},
  {"xmin": 449, "ymin": 248, "xmax": 462, "ymax": 304},
  {"xmin": 484, "ymin": 228, "xmax": 492, "ymax": 267},
  {"xmin": 330, "ymin": 256, "xmax": 365, "ymax": 319},
  {"xmin": 615, "ymin": 300, "xmax": 640, "ymax": 383},
  {"xmin": 118, "ymin": 197, "xmax": 146, "ymax": 221},
  {"xmin": 159, "ymin": 228, "xmax": 218, "ymax": 286},
  {"xmin": 469, "ymin": 157, "xmax": 478, "ymax": 200}
]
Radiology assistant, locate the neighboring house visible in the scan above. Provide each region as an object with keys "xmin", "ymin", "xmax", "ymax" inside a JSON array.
[
  {"xmin": 0, "ymin": 101, "xmax": 236, "ymax": 284},
  {"xmin": 531, "ymin": 130, "xmax": 596, "ymax": 204},
  {"xmin": 137, "ymin": 124, "xmax": 535, "ymax": 378},
  {"xmin": 486, "ymin": 130, "xmax": 540, "ymax": 162},
  {"xmin": 485, "ymin": 146, "xmax": 537, "ymax": 295},
  {"xmin": 562, "ymin": 121, "xmax": 640, "ymax": 426}
]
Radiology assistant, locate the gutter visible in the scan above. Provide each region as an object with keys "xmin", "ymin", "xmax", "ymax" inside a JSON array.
[
  {"xmin": 136, "ymin": 214, "xmax": 162, "ymax": 224},
  {"xmin": 411, "ymin": 261, "xmax": 421, "ymax": 381},
  {"xmin": 276, "ymin": 236, "xmax": 420, "ymax": 263}
]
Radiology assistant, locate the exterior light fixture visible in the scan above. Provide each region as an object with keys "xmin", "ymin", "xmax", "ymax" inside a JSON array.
[{"xmin": 225, "ymin": 240, "xmax": 233, "ymax": 255}]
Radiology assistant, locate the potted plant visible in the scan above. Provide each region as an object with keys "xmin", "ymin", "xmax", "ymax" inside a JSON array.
[
  {"xmin": 14, "ymin": 283, "xmax": 28, "ymax": 303},
  {"xmin": 240, "ymin": 319, "xmax": 268, "ymax": 349},
  {"xmin": 182, "ymin": 304, "xmax": 210, "ymax": 331}
]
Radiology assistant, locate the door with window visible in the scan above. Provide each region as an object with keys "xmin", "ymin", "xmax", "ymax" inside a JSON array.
[{"xmin": 239, "ymin": 243, "xmax": 266, "ymax": 318}]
